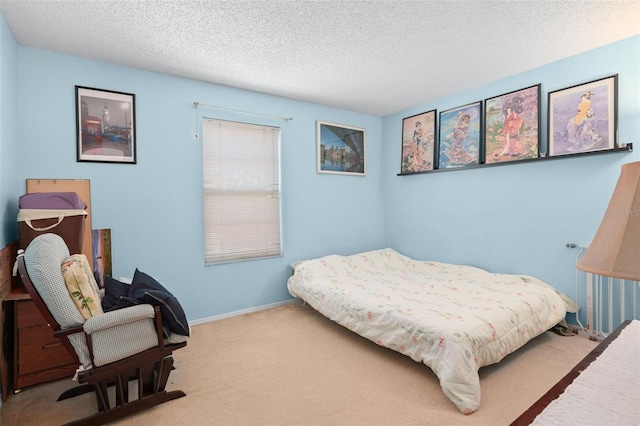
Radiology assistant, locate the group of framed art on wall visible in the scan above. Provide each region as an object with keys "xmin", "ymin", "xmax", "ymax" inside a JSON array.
[{"xmin": 400, "ymin": 74, "xmax": 621, "ymax": 175}]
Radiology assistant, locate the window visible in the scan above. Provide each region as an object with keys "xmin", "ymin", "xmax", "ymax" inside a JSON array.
[{"xmin": 202, "ymin": 119, "xmax": 281, "ymax": 264}]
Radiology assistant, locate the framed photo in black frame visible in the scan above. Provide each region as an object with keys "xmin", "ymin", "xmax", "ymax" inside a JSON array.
[
  {"xmin": 76, "ymin": 86, "xmax": 136, "ymax": 164},
  {"xmin": 484, "ymin": 84, "xmax": 540, "ymax": 164},
  {"xmin": 400, "ymin": 109, "xmax": 436, "ymax": 174},
  {"xmin": 316, "ymin": 121, "xmax": 366, "ymax": 175},
  {"xmin": 438, "ymin": 101, "xmax": 482, "ymax": 169},
  {"xmin": 548, "ymin": 75, "xmax": 617, "ymax": 157}
]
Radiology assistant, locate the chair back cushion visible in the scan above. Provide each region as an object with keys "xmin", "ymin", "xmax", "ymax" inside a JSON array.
[{"xmin": 24, "ymin": 233, "xmax": 85, "ymax": 328}]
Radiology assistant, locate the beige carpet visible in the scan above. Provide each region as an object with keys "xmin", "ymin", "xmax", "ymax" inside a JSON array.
[{"xmin": 1, "ymin": 302, "xmax": 597, "ymax": 425}]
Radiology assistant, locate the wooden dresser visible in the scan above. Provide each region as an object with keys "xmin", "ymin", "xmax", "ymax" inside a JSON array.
[{"xmin": 12, "ymin": 296, "xmax": 77, "ymax": 390}]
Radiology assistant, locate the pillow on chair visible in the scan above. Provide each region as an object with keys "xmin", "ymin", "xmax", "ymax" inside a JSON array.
[
  {"xmin": 130, "ymin": 269, "xmax": 190, "ymax": 338},
  {"xmin": 101, "ymin": 276, "xmax": 131, "ymax": 309},
  {"xmin": 61, "ymin": 254, "xmax": 104, "ymax": 320}
]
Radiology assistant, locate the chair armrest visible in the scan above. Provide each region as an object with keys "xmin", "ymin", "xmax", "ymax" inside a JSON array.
[
  {"xmin": 54, "ymin": 324, "xmax": 85, "ymax": 338},
  {"xmin": 83, "ymin": 304, "xmax": 156, "ymax": 335}
]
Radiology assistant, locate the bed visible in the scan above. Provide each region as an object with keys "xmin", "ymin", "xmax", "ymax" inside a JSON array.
[
  {"xmin": 511, "ymin": 319, "xmax": 640, "ymax": 425},
  {"xmin": 287, "ymin": 248, "xmax": 576, "ymax": 414}
]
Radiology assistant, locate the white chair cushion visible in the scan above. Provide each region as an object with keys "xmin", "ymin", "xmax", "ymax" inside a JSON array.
[{"xmin": 24, "ymin": 233, "xmax": 85, "ymax": 328}]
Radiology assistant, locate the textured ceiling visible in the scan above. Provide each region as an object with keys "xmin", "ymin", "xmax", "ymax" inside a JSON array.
[{"xmin": 1, "ymin": 0, "xmax": 639, "ymax": 116}]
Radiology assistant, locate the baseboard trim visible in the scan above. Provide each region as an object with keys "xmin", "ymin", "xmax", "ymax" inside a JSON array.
[{"xmin": 189, "ymin": 298, "xmax": 300, "ymax": 326}]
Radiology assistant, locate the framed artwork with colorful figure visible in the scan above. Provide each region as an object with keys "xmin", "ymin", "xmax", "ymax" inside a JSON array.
[
  {"xmin": 484, "ymin": 84, "xmax": 540, "ymax": 164},
  {"xmin": 438, "ymin": 101, "xmax": 482, "ymax": 169},
  {"xmin": 400, "ymin": 109, "xmax": 436, "ymax": 174},
  {"xmin": 548, "ymin": 75, "xmax": 617, "ymax": 157}
]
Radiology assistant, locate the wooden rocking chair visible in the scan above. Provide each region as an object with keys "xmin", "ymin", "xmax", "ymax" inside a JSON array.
[{"xmin": 16, "ymin": 233, "xmax": 187, "ymax": 425}]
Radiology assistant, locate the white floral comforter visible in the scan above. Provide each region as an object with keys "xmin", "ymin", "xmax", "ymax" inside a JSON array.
[{"xmin": 287, "ymin": 248, "xmax": 572, "ymax": 414}]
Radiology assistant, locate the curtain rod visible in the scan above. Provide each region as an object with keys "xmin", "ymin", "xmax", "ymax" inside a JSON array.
[{"xmin": 194, "ymin": 102, "xmax": 293, "ymax": 121}]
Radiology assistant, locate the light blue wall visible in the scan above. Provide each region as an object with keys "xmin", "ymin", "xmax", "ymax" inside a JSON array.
[
  {"xmin": 0, "ymin": 13, "xmax": 20, "ymax": 247},
  {"xmin": 3, "ymin": 12, "xmax": 639, "ymax": 326},
  {"xmin": 381, "ymin": 35, "xmax": 640, "ymax": 326},
  {"xmin": 15, "ymin": 47, "xmax": 385, "ymax": 322}
]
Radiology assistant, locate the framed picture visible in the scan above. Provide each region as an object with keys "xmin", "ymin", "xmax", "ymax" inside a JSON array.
[
  {"xmin": 438, "ymin": 101, "xmax": 482, "ymax": 169},
  {"xmin": 317, "ymin": 121, "xmax": 365, "ymax": 175},
  {"xmin": 400, "ymin": 110, "xmax": 436, "ymax": 174},
  {"xmin": 76, "ymin": 86, "xmax": 136, "ymax": 164},
  {"xmin": 91, "ymin": 228, "xmax": 112, "ymax": 289},
  {"xmin": 484, "ymin": 84, "xmax": 540, "ymax": 164},
  {"xmin": 548, "ymin": 75, "xmax": 617, "ymax": 157}
]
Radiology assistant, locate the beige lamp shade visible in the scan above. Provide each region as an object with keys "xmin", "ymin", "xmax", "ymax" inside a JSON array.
[{"xmin": 576, "ymin": 161, "xmax": 640, "ymax": 280}]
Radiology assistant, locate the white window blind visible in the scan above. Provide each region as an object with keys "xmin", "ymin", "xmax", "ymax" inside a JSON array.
[{"xmin": 202, "ymin": 118, "xmax": 281, "ymax": 264}]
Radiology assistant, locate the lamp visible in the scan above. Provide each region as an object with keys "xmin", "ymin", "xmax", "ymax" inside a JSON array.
[{"xmin": 576, "ymin": 161, "xmax": 640, "ymax": 280}]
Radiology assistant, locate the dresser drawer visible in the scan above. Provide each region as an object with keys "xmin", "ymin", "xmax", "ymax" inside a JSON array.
[
  {"xmin": 17, "ymin": 324, "xmax": 75, "ymax": 375},
  {"xmin": 16, "ymin": 299, "xmax": 48, "ymax": 328}
]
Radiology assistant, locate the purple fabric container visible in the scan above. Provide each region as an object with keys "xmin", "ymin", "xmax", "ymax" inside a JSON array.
[{"xmin": 19, "ymin": 192, "xmax": 86, "ymax": 210}]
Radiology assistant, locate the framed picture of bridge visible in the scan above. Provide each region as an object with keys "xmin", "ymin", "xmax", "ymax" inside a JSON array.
[
  {"xmin": 317, "ymin": 121, "xmax": 366, "ymax": 175},
  {"xmin": 76, "ymin": 86, "xmax": 136, "ymax": 164}
]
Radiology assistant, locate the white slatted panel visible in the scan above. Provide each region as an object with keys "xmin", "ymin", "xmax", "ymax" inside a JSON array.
[
  {"xmin": 202, "ymin": 119, "xmax": 281, "ymax": 264},
  {"xmin": 584, "ymin": 272, "xmax": 639, "ymax": 339}
]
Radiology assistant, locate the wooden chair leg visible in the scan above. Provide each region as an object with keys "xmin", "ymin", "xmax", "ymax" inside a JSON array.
[
  {"xmin": 115, "ymin": 373, "xmax": 128, "ymax": 406},
  {"xmin": 137, "ymin": 365, "xmax": 156, "ymax": 399},
  {"xmin": 155, "ymin": 356, "xmax": 174, "ymax": 393},
  {"xmin": 95, "ymin": 381, "xmax": 110, "ymax": 411}
]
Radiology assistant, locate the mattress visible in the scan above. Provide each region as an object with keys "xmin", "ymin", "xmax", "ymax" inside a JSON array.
[{"xmin": 287, "ymin": 248, "xmax": 573, "ymax": 414}]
